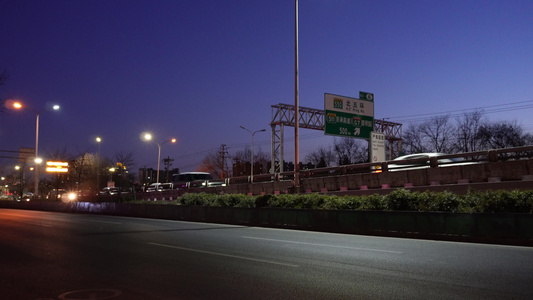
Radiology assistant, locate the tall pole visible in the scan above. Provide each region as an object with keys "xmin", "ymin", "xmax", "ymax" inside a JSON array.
[
  {"xmin": 96, "ymin": 137, "xmax": 101, "ymax": 190},
  {"xmin": 142, "ymin": 133, "xmax": 176, "ymax": 185},
  {"xmin": 12, "ymin": 102, "xmax": 59, "ymax": 199},
  {"xmin": 251, "ymin": 134, "xmax": 255, "ymax": 182},
  {"xmin": 240, "ymin": 126, "xmax": 265, "ymax": 183},
  {"xmin": 34, "ymin": 113, "xmax": 40, "ymax": 198},
  {"xmin": 156, "ymin": 143, "xmax": 162, "ymax": 184},
  {"xmin": 294, "ymin": 0, "xmax": 300, "ymax": 190}
]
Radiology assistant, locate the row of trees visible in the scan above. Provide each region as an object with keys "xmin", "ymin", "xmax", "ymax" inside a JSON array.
[
  {"xmin": 403, "ymin": 111, "xmax": 532, "ymax": 154},
  {"xmin": 198, "ymin": 111, "xmax": 532, "ymax": 177},
  {"xmin": 197, "ymin": 138, "xmax": 370, "ymax": 178}
]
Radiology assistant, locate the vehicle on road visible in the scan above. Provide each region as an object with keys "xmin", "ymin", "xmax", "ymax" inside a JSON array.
[
  {"xmin": 146, "ymin": 183, "xmax": 173, "ymax": 192},
  {"xmin": 172, "ymin": 172, "xmax": 225, "ymax": 189},
  {"xmin": 387, "ymin": 153, "xmax": 476, "ymax": 171},
  {"xmin": 98, "ymin": 187, "xmax": 122, "ymax": 196},
  {"xmin": 19, "ymin": 192, "xmax": 33, "ymax": 202},
  {"xmin": 46, "ymin": 189, "xmax": 77, "ymax": 202}
]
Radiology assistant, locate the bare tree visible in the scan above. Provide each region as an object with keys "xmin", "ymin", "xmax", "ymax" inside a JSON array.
[
  {"xmin": 115, "ymin": 150, "xmax": 135, "ymax": 169},
  {"xmin": 198, "ymin": 150, "xmax": 226, "ymax": 179},
  {"xmin": 230, "ymin": 146, "xmax": 269, "ymax": 176},
  {"xmin": 477, "ymin": 120, "xmax": 532, "ymax": 149},
  {"xmin": 403, "ymin": 122, "xmax": 428, "ymax": 154},
  {"xmin": 332, "ymin": 138, "xmax": 368, "ymax": 165},
  {"xmin": 454, "ymin": 110, "xmax": 485, "ymax": 153},
  {"xmin": 113, "ymin": 150, "xmax": 135, "ymax": 189},
  {"xmin": 420, "ymin": 115, "xmax": 454, "ymax": 153},
  {"xmin": 305, "ymin": 146, "xmax": 335, "ymax": 168},
  {"xmin": 70, "ymin": 151, "xmax": 95, "ymax": 191}
]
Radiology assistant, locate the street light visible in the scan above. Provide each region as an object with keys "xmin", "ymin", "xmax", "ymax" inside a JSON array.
[
  {"xmin": 12, "ymin": 101, "xmax": 60, "ymax": 199},
  {"xmin": 240, "ymin": 126, "xmax": 266, "ymax": 183},
  {"xmin": 142, "ymin": 133, "xmax": 176, "ymax": 185},
  {"xmin": 109, "ymin": 167, "xmax": 115, "ymax": 182},
  {"xmin": 96, "ymin": 137, "xmax": 102, "ymax": 190}
]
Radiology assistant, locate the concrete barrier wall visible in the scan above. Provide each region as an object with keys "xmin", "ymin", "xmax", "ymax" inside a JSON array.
[
  {"xmin": 228, "ymin": 159, "xmax": 532, "ymax": 195},
  {"xmin": 2, "ymin": 200, "xmax": 531, "ymax": 246}
]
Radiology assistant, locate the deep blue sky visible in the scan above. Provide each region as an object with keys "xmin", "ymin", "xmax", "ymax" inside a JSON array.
[{"xmin": 1, "ymin": 0, "xmax": 532, "ymax": 175}]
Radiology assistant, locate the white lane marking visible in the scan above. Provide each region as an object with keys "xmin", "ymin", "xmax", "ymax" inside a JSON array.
[
  {"xmin": 148, "ymin": 242, "xmax": 299, "ymax": 268},
  {"xmin": 241, "ymin": 236, "xmax": 403, "ymax": 254}
]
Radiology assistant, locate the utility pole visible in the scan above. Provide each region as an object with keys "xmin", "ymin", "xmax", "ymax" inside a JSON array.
[
  {"xmin": 294, "ymin": 0, "xmax": 300, "ymax": 192},
  {"xmin": 219, "ymin": 144, "xmax": 228, "ymax": 179}
]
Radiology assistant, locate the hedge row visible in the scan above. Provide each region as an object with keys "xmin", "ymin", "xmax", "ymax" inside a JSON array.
[{"xmin": 132, "ymin": 189, "xmax": 533, "ymax": 213}]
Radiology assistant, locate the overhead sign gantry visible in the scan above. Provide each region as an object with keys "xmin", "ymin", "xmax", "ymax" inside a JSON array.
[{"xmin": 270, "ymin": 91, "xmax": 402, "ymax": 173}]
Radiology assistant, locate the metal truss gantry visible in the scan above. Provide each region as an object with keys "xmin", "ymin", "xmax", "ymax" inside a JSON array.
[{"xmin": 270, "ymin": 103, "xmax": 403, "ymax": 173}]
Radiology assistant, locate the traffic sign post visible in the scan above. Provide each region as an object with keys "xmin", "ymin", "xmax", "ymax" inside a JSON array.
[
  {"xmin": 324, "ymin": 92, "xmax": 374, "ymax": 139},
  {"xmin": 370, "ymin": 132, "xmax": 386, "ymax": 163}
]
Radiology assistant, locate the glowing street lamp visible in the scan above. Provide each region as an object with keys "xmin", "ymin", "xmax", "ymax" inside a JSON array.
[
  {"xmin": 12, "ymin": 101, "xmax": 60, "ymax": 198},
  {"xmin": 109, "ymin": 167, "xmax": 115, "ymax": 182},
  {"xmin": 96, "ymin": 137, "xmax": 102, "ymax": 190},
  {"xmin": 240, "ymin": 126, "xmax": 266, "ymax": 183},
  {"xmin": 142, "ymin": 132, "xmax": 176, "ymax": 184}
]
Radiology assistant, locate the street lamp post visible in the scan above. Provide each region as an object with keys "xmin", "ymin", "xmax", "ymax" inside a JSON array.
[
  {"xmin": 96, "ymin": 137, "xmax": 102, "ymax": 191},
  {"xmin": 142, "ymin": 133, "xmax": 176, "ymax": 185},
  {"xmin": 13, "ymin": 101, "xmax": 60, "ymax": 199},
  {"xmin": 240, "ymin": 126, "xmax": 266, "ymax": 183}
]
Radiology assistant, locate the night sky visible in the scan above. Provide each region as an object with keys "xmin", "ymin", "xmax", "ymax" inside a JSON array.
[{"xmin": 1, "ymin": 0, "xmax": 532, "ymax": 176}]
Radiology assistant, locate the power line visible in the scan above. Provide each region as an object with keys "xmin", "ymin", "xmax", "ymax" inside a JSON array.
[{"xmin": 388, "ymin": 99, "xmax": 533, "ymax": 123}]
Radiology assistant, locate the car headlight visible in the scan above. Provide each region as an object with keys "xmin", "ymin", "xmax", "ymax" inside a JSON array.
[{"xmin": 67, "ymin": 193, "xmax": 77, "ymax": 201}]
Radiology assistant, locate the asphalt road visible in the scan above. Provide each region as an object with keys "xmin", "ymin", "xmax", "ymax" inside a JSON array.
[{"xmin": 1, "ymin": 209, "xmax": 532, "ymax": 300}]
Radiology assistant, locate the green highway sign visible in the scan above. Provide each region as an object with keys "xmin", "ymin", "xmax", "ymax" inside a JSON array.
[
  {"xmin": 324, "ymin": 92, "xmax": 374, "ymax": 139},
  {"xmin": 359, "ymin": 91, "xmax": 374, "ymax": 102}
]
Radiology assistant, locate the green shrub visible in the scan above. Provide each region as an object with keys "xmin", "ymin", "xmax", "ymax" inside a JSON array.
[
  {"xmin": 384, "ymin": 189, "xmax": 417, "ymax": 211},
  {"xmin": 471, "ymin": 190, "xmax": 533, "ymax": 213},
  {"xmin": 209, "ymin": 194, "xmax": 247, "ymax": 207},
  {"xmin": 168, "ymin": 189, "xmax": 533, "ymax": 213},
  {"xmin": 428, "ymin": 191, "xmax": 460, "ymax": 212},
  {"xmin": 179, "ymin": 193, "xmax": 212, "ymax": 206},
  {"xmin": 255, "ymin": 194, "xmax": 273, "ymax": 208},
  {"xmin": 320, "ymin": 195, "xmax": 362, "ymax": 210},
  {"xmin": 360, "ymin": 194, "xmax": 385, "ymax": 210}
]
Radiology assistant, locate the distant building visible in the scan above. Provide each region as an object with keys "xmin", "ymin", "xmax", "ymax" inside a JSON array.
[
  {"xmin": 18, "ymin": 147, "xmax": 34, "ymax": 162},
  {"xmin": 138, "ymin": 167, "xmax": 179, "ymax": 186}
]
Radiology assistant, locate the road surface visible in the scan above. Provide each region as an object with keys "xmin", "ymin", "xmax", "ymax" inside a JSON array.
[{"xmin": 1, "ymin": 209, "xmax": 532, "ymax": 299}]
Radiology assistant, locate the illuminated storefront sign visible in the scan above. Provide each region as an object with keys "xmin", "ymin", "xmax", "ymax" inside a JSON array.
[{"xmin": 46, "ymin": 161, "xmax": 69, "ymax": 173}]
